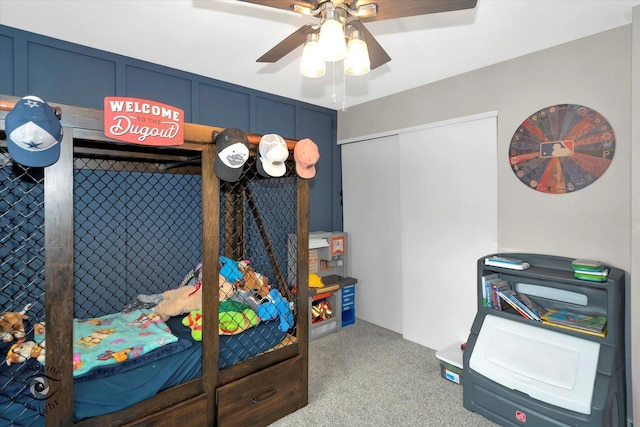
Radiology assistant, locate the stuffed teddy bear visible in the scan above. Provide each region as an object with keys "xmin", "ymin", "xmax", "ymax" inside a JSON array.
[
  {"xmin": 230, "ymin": 261, "xmax": 271, "ymax": 310},
  {"xmin": 136, "ymin": 258, "xmax": 243, "ymax": 320},
  {"xmin": 152, "ymin": 274, "xmax": 235, "ymax": 321},
  {"xmin": 0, "ymin": 303, "xmax": 32, "ymax": 342}
]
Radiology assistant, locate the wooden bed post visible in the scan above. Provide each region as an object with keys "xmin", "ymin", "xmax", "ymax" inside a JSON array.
[
  {"xmin": 44, "ymin": 127, "xmax": 75, "ymax": 426},
  {"xmin": 296, "ymin": 177, "xmax": 310, "ymax": 407},
  {"xmin": 200, "ymin": 137, "xmax": 220, "ymax": 426}
]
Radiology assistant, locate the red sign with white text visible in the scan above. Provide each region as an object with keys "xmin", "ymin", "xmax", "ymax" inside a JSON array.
[{"xmin": 104, "ymin": 97, "xmax": 184, "ymax": 146}]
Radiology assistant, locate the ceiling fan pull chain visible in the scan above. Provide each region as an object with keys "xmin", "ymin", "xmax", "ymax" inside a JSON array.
[
  {"xmin": 331, "ymin": 61, "xmax": 337, "ymax": 104},
  {"xmin": 342, "ymin": 62, "xmax": 347, "ymax": 112}
]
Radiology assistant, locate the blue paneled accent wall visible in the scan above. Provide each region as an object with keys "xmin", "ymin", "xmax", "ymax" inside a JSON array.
[
  {"xmin": 198, "ymin": 82, "xmax": 251, "ymax": 131},
  {"xmin": 0, "ymin": 34, "xmax": 15, "ymax": 95},
  {"xmin": 0, "ymin": 24, "xmax": 341, "ymax": 232},
  {"xmin": 298, "ymin": 107, "xmax": 339, "ymax": 231}
]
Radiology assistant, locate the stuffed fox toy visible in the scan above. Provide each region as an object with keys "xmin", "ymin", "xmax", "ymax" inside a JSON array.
[{"xmin": 0, "ymin": 303, "xmax": 32, "ymax": 342}]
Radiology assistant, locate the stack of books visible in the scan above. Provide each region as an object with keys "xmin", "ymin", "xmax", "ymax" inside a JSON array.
[
  {"xmin": 541, "ymin": 308, "xmax": 607, "ymax": 337},
  {"xmin": 497, "ymin": 289, "xmax": 546, "ymax": 321},
  {"xmin": 484, "ymin": 256, "xmax": 530, "ymax": 270},
  {"xmin": 571, "ymin": 259, "xmax": 609, "ymax": 282},
  {"xmin": 482, "ymin": 274, "xmax": 510, "ymax": 309}
]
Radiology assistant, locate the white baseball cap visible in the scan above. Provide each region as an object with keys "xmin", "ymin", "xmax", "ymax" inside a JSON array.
[{"xmin": 257, "ymin": 134, "xmax": 289, "ymax": 178}]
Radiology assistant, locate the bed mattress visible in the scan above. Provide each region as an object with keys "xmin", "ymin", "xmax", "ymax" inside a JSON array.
[{"xmin": 0, "ymin": 315, "xmax": 286, "ymax": 425}]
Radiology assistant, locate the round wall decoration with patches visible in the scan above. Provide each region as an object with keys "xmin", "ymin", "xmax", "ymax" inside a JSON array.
[{"xmin": 509, "ymin": 104, "xmax": 615, "ymax": 194}]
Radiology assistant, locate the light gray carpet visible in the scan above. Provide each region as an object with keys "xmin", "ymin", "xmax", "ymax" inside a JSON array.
[{"xmin": 270, "ymin": 319, "xmax": 499, "ymax": 426}]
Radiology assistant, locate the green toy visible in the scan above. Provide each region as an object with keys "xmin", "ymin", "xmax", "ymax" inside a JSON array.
[{"xmin": 182, "ymin": 300, "xmax": 260, "ymax": 341}]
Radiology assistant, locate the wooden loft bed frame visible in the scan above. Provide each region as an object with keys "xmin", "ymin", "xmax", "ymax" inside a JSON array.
[{"xmin": 0, "ymin": 94, "xmax": 310, "ymax": 426}]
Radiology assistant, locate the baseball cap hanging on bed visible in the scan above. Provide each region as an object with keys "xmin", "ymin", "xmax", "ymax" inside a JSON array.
[
  {"xmin": 5, "ymin": 95, "xmax": 63, "ymax": 167},
  {"xmin": 257, "ymin": 133, "xmax": 288, "ymax": 178},
  {"xmin": 214, "ymin": 128, "xmax": 250, "ymax": 182},
  {"xmin": 294, "ymin": 138, "xmax": 319, "ymax": 179}
]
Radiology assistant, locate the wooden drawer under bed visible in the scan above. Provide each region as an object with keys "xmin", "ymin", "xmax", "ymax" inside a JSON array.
[
  {"xmin": 217, "ymin": 356, "xmax": 306, "ymax": 426},
  {"xmin": 121, "ymin": 394, "xmax": 208, "ymax": 427}
]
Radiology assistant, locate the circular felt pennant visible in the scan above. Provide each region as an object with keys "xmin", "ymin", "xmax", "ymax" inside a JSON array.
[{"xmin": 509, "ymin": 104, "xmax": 615, "ymax": 194}]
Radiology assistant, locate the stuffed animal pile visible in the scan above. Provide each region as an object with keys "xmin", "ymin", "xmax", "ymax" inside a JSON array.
[
  {"xmin": 175, "ymin": 257, "xmax": 295, "ymax": 340},
  {"xmin": 2, "ymin": 304, "xmax": 47, "ymax": 366},
  {"xmin": 133, "ymin": 256, "xmax": 295, "ymax": 340},
  {"xmin": 2, "ymin": 257, "xmax": 297, "ymax": 365},
  {"xmin": 135, "ymin": 256, "xmax": 240, "ymax": 321}
]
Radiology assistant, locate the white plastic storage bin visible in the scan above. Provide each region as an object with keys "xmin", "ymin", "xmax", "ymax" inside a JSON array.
[
  {"xmin": 469, "ymin": 314, "xmax": 599, "ymax": 414},
  {"xmin": 436, "ymin": 342, "xmax": 464, "ymax": 385}
]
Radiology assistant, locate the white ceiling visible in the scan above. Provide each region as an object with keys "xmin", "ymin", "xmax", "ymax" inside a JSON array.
[{"xmin": 1, "ymin": 0, "xmax": 639, "ymax": 111}]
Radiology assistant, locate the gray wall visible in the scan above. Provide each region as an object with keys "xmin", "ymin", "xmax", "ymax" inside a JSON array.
[{"xmin": 339, "ymin": 24, "xmax": 637, "ymax": 422}]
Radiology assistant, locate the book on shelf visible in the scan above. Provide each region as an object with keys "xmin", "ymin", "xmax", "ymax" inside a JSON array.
[
  {"xmin": 484, "ymin": 256, "xmax": 530, "ymax": 270},
  {"xmin": 541, "ymin": 309, "xmax": 607, "ymax": 336},
  {"xmin": 540, "ymin": 321, "xmax": 607, "ymax": 337},
  {"xmin": 497, "ymin": 290, "xmax": 533, "ymax": 320},
  {"xmin": 490, "ymin": 279, "xmax": 511, "ymax": 310},
  {"xmin": 497, "ymin": 289, "xmax": 540, "ymax": 320},
  {"xmin": 481, "ymin": 273, "xmax": 500, "ymax": 308},
  {"xmin": 514, "ymin": 292, "xmax": 547, "ymax": 321}
]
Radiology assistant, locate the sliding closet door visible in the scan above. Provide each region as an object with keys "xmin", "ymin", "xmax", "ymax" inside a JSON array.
[
  {"xmin": 342, "ymin": 135, "xmax": 403, "ymax": 333},
  {"xmin": 400, "ymin": 116, "xmax": 497, "ymax": 350}
]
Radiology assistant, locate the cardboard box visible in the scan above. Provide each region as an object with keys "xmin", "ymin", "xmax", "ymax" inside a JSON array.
[{"xmin": 436, "ymin": 342, "xmax": 464, "ymax": 385}]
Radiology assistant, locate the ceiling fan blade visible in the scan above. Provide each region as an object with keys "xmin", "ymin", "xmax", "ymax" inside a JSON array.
[
  {"xmin": 348, "ymin": 20, "xmax": 390, "ymax": 70},
  {"xmin": 355, "ymin": 0, "xmax": 477, "ymax": 22},
  {"xmin": 256, "ymin": 24, "xmax": 317, "ymax": 63},
  {"xmin": 236, "ymin": 0, "xmax": 316, "ymax": 13}
]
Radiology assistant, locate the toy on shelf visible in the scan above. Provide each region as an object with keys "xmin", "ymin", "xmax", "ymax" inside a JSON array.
[{"xmin": 311, "ymin": 299, "xmax": 333, "ymax": 323}]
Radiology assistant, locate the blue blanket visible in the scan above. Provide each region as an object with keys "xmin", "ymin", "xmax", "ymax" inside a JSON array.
[{"xmin": 70, "ymin": 309, "xmax": 179, "ymax": 376}]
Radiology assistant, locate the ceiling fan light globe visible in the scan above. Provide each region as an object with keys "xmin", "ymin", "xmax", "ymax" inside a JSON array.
[
  {"xmin": 344, "ymin": 37, "xmax": 370, "ymax": 76},
  {"xmin": 318, "ymin": 18, "xmax": 346, "ymax": 62},
  {"xmin": 300, "ymin": 35, "xmax": 326, "ymax": 78}
]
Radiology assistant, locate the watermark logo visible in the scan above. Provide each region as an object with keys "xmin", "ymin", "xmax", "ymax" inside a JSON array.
[{"xmin": 21, "ymin": 364, "xmax": 61, "ymax": 415}]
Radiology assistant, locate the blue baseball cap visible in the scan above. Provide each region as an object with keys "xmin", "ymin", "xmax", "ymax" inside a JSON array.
[{"xmin": 5, "ymin": 96, "xmax": 63, "ymax": 167}]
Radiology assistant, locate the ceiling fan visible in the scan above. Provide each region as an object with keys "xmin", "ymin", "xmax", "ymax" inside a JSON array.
[{"xmin": 237, "ymin": 0, "xmax": 478, "ymax": 71}]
